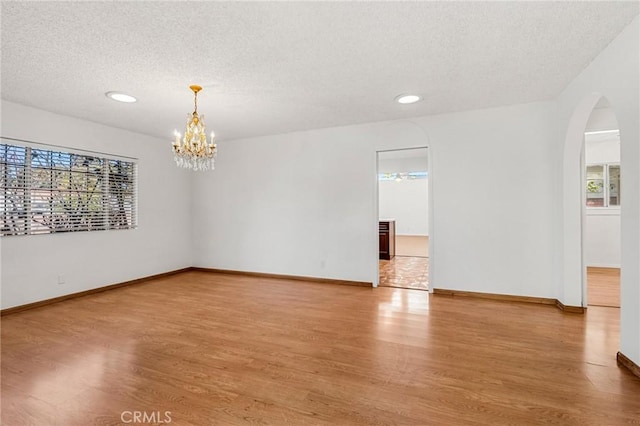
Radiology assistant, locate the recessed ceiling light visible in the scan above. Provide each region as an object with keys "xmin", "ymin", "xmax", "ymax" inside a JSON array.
[
  {"xmin": 395, "ymin": 94, "xmax": 421, "ymax": 104},
  {"xmin": 584, "ymin": 129, "xmax": 619, "ymax": 136},
  {"xmin": 105, "ymin": 91, "xmax": 137, "ymax": 103}
]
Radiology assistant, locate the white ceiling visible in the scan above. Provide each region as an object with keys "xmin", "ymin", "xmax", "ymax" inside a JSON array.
[
  {"xmin": 1, "ymin": 2, "xmax": 638, "ymax": 142},
  {"xmin": 585, "ymin": 130, "xmax": 620, "ymax": 144}
]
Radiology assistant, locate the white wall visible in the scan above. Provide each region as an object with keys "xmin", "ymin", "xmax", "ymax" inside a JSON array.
[
  {"xmin": 585, "ymin": 135, "xmax": 621, "ymax": 268},
  {"xmin": 192, "ymin": 101, "xmax": 557, "ymax": 300},
  {"xmin": 556, "ymin": 15, "xmax": 639, "ymax": 366},
  {"xmin": 378, "ymin": 156, "xmax": 427, "ymax": 174},
  {"xmin": 378, "ymin": 155, "xmax": 428, "ymax": 236},
  {"xmin": 0, "ymin": 101, "xmax": 193, "ymax": 309},
  {"xmin": 585, "ymin": 107, "xmax": 619, "ymax": 132},
  {"xmin": 585, "ymin": 211, "xmax": 621, "ymax": 267},
  {"xmin": 379, "ymin": 179, "xmax": 428, "ymax": 235},
  {"xmin": 585, "ymin": 134, "xmax": 620, "ymax": 164}
]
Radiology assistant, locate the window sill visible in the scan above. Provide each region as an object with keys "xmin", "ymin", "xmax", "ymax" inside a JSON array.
[{"xmin": 586, "ymin": 207, "xmax": 621, "ymax": 216}]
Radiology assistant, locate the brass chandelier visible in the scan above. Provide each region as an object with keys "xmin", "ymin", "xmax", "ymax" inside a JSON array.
[{"xmin": 172, "ymin": 85, "xmax": 217, "ymax": 171}]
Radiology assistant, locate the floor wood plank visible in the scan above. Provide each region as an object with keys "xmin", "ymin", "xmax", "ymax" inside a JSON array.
[
  {"xmin": 587, "ymin": 266, "xmax": 620, "ymax": 308},
  {"xmin": 2, "ymin": 271, "xmax": 638, "ymax": 425}
]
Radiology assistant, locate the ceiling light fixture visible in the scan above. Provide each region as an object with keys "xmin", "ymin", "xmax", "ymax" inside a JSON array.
[
  {"xmin": 584, "ymin": 129, "xmax": 619, "ymax": 136},
  {"xmin": 395, "ymin": 94, "xmax": 421, "ymax": 104},
  {"xmin": 105, "ymin": 91, "xmax": 137, "ymax": 103},
  {"xmin": 171, "ymin": 85, "xmax": 217, "ymax": 171}
]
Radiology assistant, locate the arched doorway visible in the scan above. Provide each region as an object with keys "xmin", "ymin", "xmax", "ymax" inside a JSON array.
[
  {"xmin": 563, "ymin": 95, "xmax": 622, "ymax": 308},
  {"xmin": 582, "ymin": 99, "xmax": 621, "ymax": 308},
  {"xmin": 562, "ymin": 93, "xmax": 604, "ymax": 308}
]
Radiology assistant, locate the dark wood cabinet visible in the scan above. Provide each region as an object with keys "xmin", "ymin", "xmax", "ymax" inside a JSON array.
[{"xmin": 379, "ymin": 220, "xmax": 395, "ymax": 260}]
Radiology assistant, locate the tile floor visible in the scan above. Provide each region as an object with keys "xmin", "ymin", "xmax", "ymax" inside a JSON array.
[{"xmin": 379, "ymin": 256, "xmax": 429, "ymax": 291}]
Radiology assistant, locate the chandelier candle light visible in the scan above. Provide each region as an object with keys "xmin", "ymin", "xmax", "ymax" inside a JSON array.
[{"xmin": 172, "ymin": 85, "xmax": 217, "ymax": 171}]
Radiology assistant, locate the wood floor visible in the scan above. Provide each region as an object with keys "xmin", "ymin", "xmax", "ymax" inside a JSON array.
[
  {"xmin": 2, "ymin": 271, "xmax": 639, "ymax": 425},
  {"xmin": 587, "ymin": 267, "xmax": 620, "ymax": 308},
  {"xmin": 379, "ymin": 256, "xmax": 429, "ymax": 291},
  {"xmin": 377, "ymin": 262, "xmax": 619, "ymax": 305}
]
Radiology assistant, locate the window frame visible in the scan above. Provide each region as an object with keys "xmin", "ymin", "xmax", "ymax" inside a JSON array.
[{"xmin": 585, "ymin": 161, "xmax": 620, "ymax": 210}]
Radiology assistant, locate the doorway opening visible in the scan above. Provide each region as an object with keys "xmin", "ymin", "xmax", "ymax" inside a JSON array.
[
  {"xmin": 582, "ymin": 99, "xmax": 621, "ymax": 308},
  {"xmin": 376, "ymin": 147, "xmax": 429, "ymax": 291}
]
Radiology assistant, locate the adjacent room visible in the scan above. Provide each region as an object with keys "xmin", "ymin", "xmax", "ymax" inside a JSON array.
[
  {"xmin": 2, "ymin": 2, "xmax": 640, "ymax": 425},
  {"xmin": 378, "ymin": 148, "xmax": 429, "ymax": 291},
  {"xmin": 584, "ymin": 101, "xmax": 622, "ymax": 308}
]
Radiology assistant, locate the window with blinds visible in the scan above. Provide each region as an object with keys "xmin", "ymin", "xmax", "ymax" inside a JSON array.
[{"xmin": 0, "ymin": 142, "xmax": 137, "ymax": 236}]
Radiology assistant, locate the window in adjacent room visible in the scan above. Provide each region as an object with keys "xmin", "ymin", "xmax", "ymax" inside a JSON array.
[
  {"xmin": 586, "ymin": 163, "xmax": 620, "ymax": 208},
  {"xmin": 0, "ymin": 141, "xmax": 137, "ymax": 236}
]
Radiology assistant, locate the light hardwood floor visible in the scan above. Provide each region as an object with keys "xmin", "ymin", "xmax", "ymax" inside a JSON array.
[
  {"xmin": 2, "ymin": 271, "xmax": 639, "ymax": 425},
  {"xmin": 378, "ymin": 263, "xmax": 621, "ymax": 305},
  {"xmin": 587, "ymin": 266, "xmax": 620, "ymax": 308}
]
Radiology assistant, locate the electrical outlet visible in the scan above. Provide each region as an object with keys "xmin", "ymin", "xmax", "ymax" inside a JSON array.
[{"xmin": 57, "ymin": 275, "xmax": 65, "ymax": 285}]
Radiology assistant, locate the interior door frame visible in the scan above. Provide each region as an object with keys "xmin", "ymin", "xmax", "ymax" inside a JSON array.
[{"xmin": 375, "ymin": 146, "xmax": 433, "ymax": 292}]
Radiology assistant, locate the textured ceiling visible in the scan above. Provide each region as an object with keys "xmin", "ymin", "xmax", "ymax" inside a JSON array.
[{"xmin": 1, "ymin": 2, "xmax": 638, "ymax": 142}]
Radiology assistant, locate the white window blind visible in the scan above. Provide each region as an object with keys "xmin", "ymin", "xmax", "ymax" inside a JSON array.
[{"xmin": 1, "ymin": 142, "xmax": 137, "ymax": 236}]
